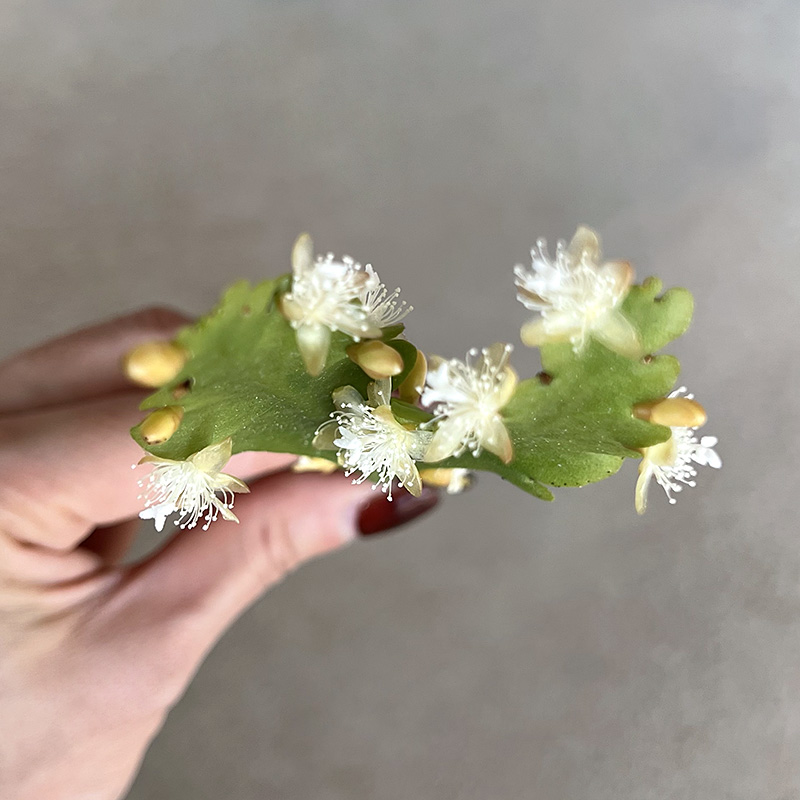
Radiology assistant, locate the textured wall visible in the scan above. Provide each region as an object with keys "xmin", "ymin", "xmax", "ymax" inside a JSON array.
[{"xmin": 2, "ymin": 1, "xmax": 799, "ymax": 798}]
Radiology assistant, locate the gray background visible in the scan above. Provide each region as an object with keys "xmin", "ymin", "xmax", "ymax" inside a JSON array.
[{"xmin": 2, "ymin": 1, "xmax": 799, "ymax": 798}]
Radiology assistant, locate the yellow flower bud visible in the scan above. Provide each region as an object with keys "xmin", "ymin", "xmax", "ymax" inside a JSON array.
[
  {"xmin": 420, "ymin": 467, "xmax": 473, "ymax": 494},
  {"xmin": 291, "ymin": 456, "xmax": 339, "ymax": 474},
  {"xmin": 346, "ymin": 341, "xmax": 405, "ymax": 380},
  {"xmin": 633, "ymin": 396, "xmax": 707, "ymax": 428},
  {"xmin": 397, "ymin": 349, "xmax": 427, "ymax": 404},
  {"xmin": 140, "ymin": 406, "xmax": 184, "ymax": 444},
  {"xmin": 123, "ymin": 341, "xmax": 187, "ymax": 388}
]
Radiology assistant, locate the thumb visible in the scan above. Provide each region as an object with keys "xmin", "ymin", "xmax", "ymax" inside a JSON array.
[{"xmin": 121, "ymin": 471, "xmax": 438, "ymax": 692}]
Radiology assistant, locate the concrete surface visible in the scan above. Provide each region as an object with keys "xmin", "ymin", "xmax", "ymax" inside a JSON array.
[{"xmin": 2, "ymin": 1, "xmax": 799, "ymax": 798}]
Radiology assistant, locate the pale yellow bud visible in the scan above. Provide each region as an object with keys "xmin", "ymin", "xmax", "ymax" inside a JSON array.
[
  {"xmin": 123, "ymin": 341, "xmax": 187, "ymax": 388},
  {"xmin": 397, "ymin": 350, "xmax": 427, "ymax": 404},
  {"xmin": 140, "ymin": 406, "xmax": 184, "ymax": 444},
  {"xmin": 346, "ymin": 341, "xmax": 405, "ymax": 380},
  {"xmin": 633, "ymin": 396, "xmax": 707, "ymax": 428},
  {"xmin": 420, "ymin": 467, "xmax": 473, "ymax": 494},
  {"xmin": 291, "ymin": 456, "xmax": 339, "ymax": 474}
]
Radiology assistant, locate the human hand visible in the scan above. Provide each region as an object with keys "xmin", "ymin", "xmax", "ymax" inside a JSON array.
[{"xmin": 0, "ymin": 309, "xmax": 439, "ymax": 800}]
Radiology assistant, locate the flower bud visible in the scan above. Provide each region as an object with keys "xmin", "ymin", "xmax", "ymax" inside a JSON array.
[
  {"xmin": 346, "ymin": 341, "xmax": 405, "ymax": 380},
  {"xmin": 291, "ymin": 456, "xmax": 339, "ymax": 474},
  {"xmin": 420, "ymin": 467, "xmax": 473, "ymax": 494},
  {"xmin": 397, "ymin": 349, "xmax": 427, "ymax": 404},
  {"xmin": 140, "ymin": 406, "xmax": 184, "ymax": 444},
  {"xmin": 123, "ymin": 341, "xmax": 187, "ymax": 388},
  {"xmin": 633, "ymin": 396, "xmax": 707, "ymax": 428}
]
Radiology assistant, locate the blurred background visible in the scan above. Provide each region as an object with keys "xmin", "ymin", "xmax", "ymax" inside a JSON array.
[{"xmin": 2, "ymin": 1, "xmax": 799, "ymax": 798}]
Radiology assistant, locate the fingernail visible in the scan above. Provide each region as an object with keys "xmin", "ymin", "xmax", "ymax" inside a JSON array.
[{"xmin": 357, "ymin": 487, "xmax": 440, "ymax": 537}]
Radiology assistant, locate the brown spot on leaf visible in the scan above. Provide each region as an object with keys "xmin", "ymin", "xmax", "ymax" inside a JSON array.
[{"xmin": 172, "ymin": 378, "xmax": 194, "ymax": 399}]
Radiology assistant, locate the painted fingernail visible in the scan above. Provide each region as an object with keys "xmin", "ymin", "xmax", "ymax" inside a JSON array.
[{"xmin": 357, "ymin": 487, "xmax": 440, "ymax": 537}]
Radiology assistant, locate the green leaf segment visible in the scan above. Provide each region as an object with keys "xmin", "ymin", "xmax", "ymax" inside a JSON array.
[{"xmin": 132, "ymin": 275, "xmax": 693, "ymax": 502}]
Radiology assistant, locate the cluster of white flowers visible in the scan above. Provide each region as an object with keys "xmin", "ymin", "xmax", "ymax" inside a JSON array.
[
  {"xmin": 312, "ymin": 342, "xmax": 519, "ymax": 499},
  {"xmin": 635, "ymin": 388, "xmax": 722, "ymax": 514},
  {"xmin": 135, "ymin": 226, "xmax": 720, "ymax": 530}
]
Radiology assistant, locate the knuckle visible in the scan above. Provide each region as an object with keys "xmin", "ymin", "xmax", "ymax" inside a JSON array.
[
  {"xmin": 0, "ymin": 482, "xmax": 89, "ymax": 551},
  {"xmin": 130, "ymin": 306, "xmax": 191, "ymax": 337}
]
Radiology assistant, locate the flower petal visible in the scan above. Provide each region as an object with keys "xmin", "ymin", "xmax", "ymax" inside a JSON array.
[
  {"xmin": 520, "ymin": 317, "xmax": 574, "ymax": 347},
  {"xmin": 592, "ymin": 309, "xmax": 642, "ymax": 358},
  {"xmin": 367, "ymin": 377, "xmax": 393, "ymax": 408},
  {"xmin": 329, "ymin": 306, "xmax": 382, "ymax": 341},
  {"xmin": 635, "ymin": 462, "xmax": 652, "ymax": 515},
  {"xmin": 402, "ymin": 465, "xmax": 423, "ymax": 497},
  {"xmin": 482, "ymin": 417, "xmax": 514, "ymax": 464},
  {"xmin": 567, "ymin": 226, "xmax": 601, "ymax": 263},
  {"xmin": 220, "ymin": 474, "xmax": 251, "ymax": 493},
  {"xmin": 138, "ymin": 453, "xmax": 179, "ymax": 467},
  {"xmin": 312, "ymin": 419, "xmax": 340, "ymax": 450},
  {"xmin": 277, "ymin": 293, "xmax": 305, "ymax": 324},
  {"xmin": 218, "ymin": 504, "xmax": 240, "ymax": 524},
  {"xmin": 496, "ymin": 366, "xmax": 519, "ymax": 408},
  {"xmin": 482, "ymin": 342, "xmax": 511, "ymax": 367},
  {"xmin": 332, "ymin": 385, "xmax": 366, "ymax": 411},
  {"xmin": 424, "ymin": 418, "xmax": 470, "ymax": 462},
  {"xmin": 291, "ymin": 233, "xmax": 314, "ymax": 276},
  {"xmin": 189, "ymin": 437, "xmax": 234, "ymax": 473},
  {"xmin": 599, "ymin": 260, "xmax": 634, "ymax": 295},
  {"xmin": 296, "ymin": 322, "xmax": 331, "ymax": 376}
]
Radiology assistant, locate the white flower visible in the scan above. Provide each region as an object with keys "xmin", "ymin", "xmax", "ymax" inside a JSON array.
[
  {"xmin": 635, "ymin": 388, "xmax": 721, "ymax": 514},
  {"xmin": 514, "ymin": 226, "xmax": 641, "ymax": 358},
  {"xmin": 316, "ymin": 379, "xmax": 431, "ymax": 499},
  {"xmin": 359, "ymin": 266, "xmax": 412, "ymax": 329},
  {"xmin": 421, "ymin": 343, "xmax": 517, "ymax": 464},
  {"xmin": 280, "ymin": 234, "xmax": 382, "ymax": 376},
  {"xmin": 137, "ymin": 437, "xmax": 249, "ymax": 531}
]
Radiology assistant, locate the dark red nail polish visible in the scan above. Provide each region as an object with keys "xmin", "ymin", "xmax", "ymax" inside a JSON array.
[{"xmin": 357, "ymin": 487, "xmax": 440, "ymax": 537}]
